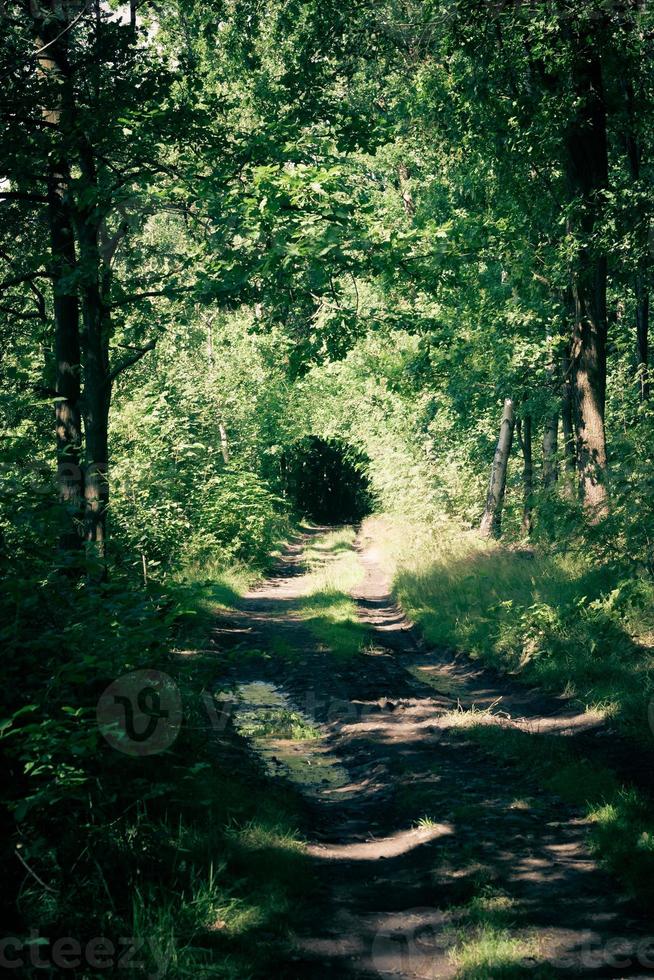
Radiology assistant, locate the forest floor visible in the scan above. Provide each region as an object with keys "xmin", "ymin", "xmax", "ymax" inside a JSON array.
[{"xmin": 210, "ymin": 525, "xmax": 654, "ymax": 979}]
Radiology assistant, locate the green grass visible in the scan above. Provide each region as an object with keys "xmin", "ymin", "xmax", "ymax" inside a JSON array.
[
  {"xmin": 414, "ymin": 814, "xmax": 444, "ymax": 830},
  {"xmin": 98, "ymin": 648, "xmax": 315, "ymax": 979},
  {"xmin": 364, "ymin": 515, "xmax": 654, "ymax": 741},
  {"xmin": 268, "ymin": 635, "xmax": 297, "ymax": 660},
  {"xmin": 143, "ymin": 565, "xmax": 317, "ymax": 976},
  {"xmin": 237, "ymin": 706, "xmax": 321, "ymax": 740},
  {"xmin": 17, "ymin": 703, "xmax": 315, "ymax": 978},
  {"xmin": 169, "ymin": 563, "xmax": 260, "ymax": 655},
  {"xmin": 293, "ymin": 526, "xmax": 370, "ymax": 659},
  {"xmin": 446, "ymin": 889, "xmax": 553, "ymax": 979},
  {"xmin": 301, "ymin": 526, "xmax": 362, "ymax": 581},
  {"xmin": 451, "ymin": 925, "xmax": 548, "ymax": 979},
  {"xmin": 297, "ymin": 591, "xmax": 369, "ymax": 659},
  {"xmin": 121, "ymin": 771, "xmax": 313, "ymax": 979}
]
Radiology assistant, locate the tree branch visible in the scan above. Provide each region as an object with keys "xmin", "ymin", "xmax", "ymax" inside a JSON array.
[
  {"xmin": 0, "ymin": 305, "xmax": 44, "ymax": 319},
  {"xmin": 109, "ymin": 339, "xmax": 157, "ymax": 383},
  {"xmin": 0, "ymin": 191, "xmax": 48, "ymax": 204},
  {"xmin": 110, "ymin": 285, "xmax": 192, "ymax": 307},
  {"xmin": 27, "ymin": 279, "xmax": 47, "ymax": 320},
  {"xmin": 100, "ymin": 218, "xmax": 130, "ymax": 265},
  {"xmin": 0, "ymin": 270, "xmax": 47, "ymax": 293}
]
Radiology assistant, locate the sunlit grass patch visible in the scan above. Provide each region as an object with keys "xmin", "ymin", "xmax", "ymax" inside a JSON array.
[
  {"xmin": 238, "ymin": 707, "xmax": 320, "ymax": 740},
  {"xmin": 302, "ymin": 526, "xmax": 364, "ymax": 593},
  {"xmin": 227, "ymin": 818, "xmax": 306, "ymax": 855},
  {"xmin": 586, "ymin": 787, "xmax": 654, "ymax": 902},
  {"xmin": 303, "ymin": 525, "xmax": 358, "ymax": 557},
  {"xmin": 167, "ymin": 564, "xmax": 256, "ymax": 657},
  {"xmin": 364, "ymin": 514, "xmax": 654, "ymax": 741},
  {"xmin": 406, "ymin": 662, "xmax": 468, "ymax": 697},
  {"xmin": 297, "ymin": 590, "xmax": 359, "ymax": 619},
  {"xmin": 447, "ymin": 888, "xmax": 551, "ymax": 979},
  {"xmin": 294, "ymin": 527, "xmax": 369, "ymax": 658},
  {"xmin": 437, "ymin": 705, "xmax": 506, "ymax": 729},
  {"xmin": 414, "ymin": 814, "xmax": 443, "ymax": 830},
  {"xmin": 301, "ymin": 599, "xmax": 368, "ymax": 659},
  {"xmin": 450, "ymin": 925, "xmax": 546, "ymax": 979},
  {"xmin": 175, "ymin": 559, "xmax": 256, "ymax": 595}
]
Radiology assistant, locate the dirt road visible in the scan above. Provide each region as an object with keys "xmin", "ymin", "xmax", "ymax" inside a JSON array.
[{"xmin": 214, "ymin": 526, "xmax": 654, "ymax": 978}]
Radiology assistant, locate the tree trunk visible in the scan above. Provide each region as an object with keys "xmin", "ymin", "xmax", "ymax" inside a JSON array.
[
  {"xmin": 517, "ymin": 415, "xmax": 533, "ymax": 536},
  {"xmin": 565, "ymin": 41, "xmax": 609, "ymax": 517},
  {"xmin": 32, "ymin": 4, "xmax": 152, "ymax": 577},
  {"xmin": 83, "ymin": 391, "xmax": 110, "ymax": 574},
  {"xmin": 623, "ymin": 76, "xmax": 650, "ymax": 400},
  {"xmin": 49, "ymin": 168, "xmax": 84, "ymax": 554},
  {"xmin": 542, "ymin": 413, "xmax": 558, "ymax": 489},
  {"xmin": 480, "ymin": 398, "xmax": 515, "ymax": 539},
  {"xmin": 34, "ymin": 7, "xmax": 84, "ymax": 555},
  {"xmin": 78, "ymin": 210, "xmax": 111, "ymax": 575},
  {"xmin": 207, "ymin": 316, "xmax": 214, "ymax": 365},
  {"xmin": 76, "ymin": 125, "xmax": 111, "ymax": 574},
  {"xmin": 571, "ymin": 275, "xmax": 608, "ymax": 514},
  {"xmin": 636, "ymin": 273, "xmax": 650, "ymax": 401},
  {"xmin": 396, "ymin": 162, "xmax": 415, "ymax": 217},
  {"xmin": 542, "ymin": 330, "xmax": 559, "ymax": 490},
  {"xmin": 561, "ymin": 347, "xmax": 577, "ymax": 497},
  {"xmin": 219, "ymin": 422, "xmax": 230, "ymax": 465}
]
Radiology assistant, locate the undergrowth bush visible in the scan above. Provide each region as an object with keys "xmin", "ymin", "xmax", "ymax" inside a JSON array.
[
  {"xmin": 1, "ymin": 554, "xmax": 314, "ymax": 977},
  {"xmin": 1, "ymin": 310, "xmax": 308, "ymax": 974}
]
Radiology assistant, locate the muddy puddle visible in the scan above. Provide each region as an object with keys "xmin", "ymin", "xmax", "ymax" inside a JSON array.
[{"xmin": 216, "ymin": 681, "xmax": 353, "ymax": 796}]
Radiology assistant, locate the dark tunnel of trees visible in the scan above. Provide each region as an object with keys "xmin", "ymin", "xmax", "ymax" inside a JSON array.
[{"xmin": 281, "ymin": 437, "xmax": 372, "ymax": 524}]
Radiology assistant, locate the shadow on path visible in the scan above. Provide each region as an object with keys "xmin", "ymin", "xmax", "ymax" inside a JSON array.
[{"xmin": 209, "ymin": 525, "xmax": 654, "ymax": 979}]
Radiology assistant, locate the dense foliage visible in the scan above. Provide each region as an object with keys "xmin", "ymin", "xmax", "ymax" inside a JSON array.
[{"xmin": 4, "ymin": 0, "xmax": 654, "ymax": 972}]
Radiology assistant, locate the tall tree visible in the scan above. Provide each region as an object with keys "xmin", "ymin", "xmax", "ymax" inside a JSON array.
[
  {"xmin": 2, "ymin": 1, "xmax": 184, "ymax": 572},
  {"xmin": 36, "ymin": 8, "xmax": 84, "ymax": 555},
  {"xmin": 480, "ymin": 398, "xmax": 515, "ymax": 538},
  {"xmin": 564, "ymin": 21, "xmax": 610, "ymax": 515}
]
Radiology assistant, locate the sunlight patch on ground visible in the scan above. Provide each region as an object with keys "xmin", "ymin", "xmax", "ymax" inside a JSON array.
[
  {"xmin": 293, "ymin": 526, "xmax": 369, "ymax": 658},
  {"xmin": 307, "ymin": 824, "xmax": 453, "ymax": 861},
  {"xmin": 406, "ymin": 662, "xmax": 468, "ymax": 698}
]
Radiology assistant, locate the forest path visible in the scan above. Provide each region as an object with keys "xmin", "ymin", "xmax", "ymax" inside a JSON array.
[{"xmin": 213, "ymin": 526, "xmax": 654, "ymax": 979}]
